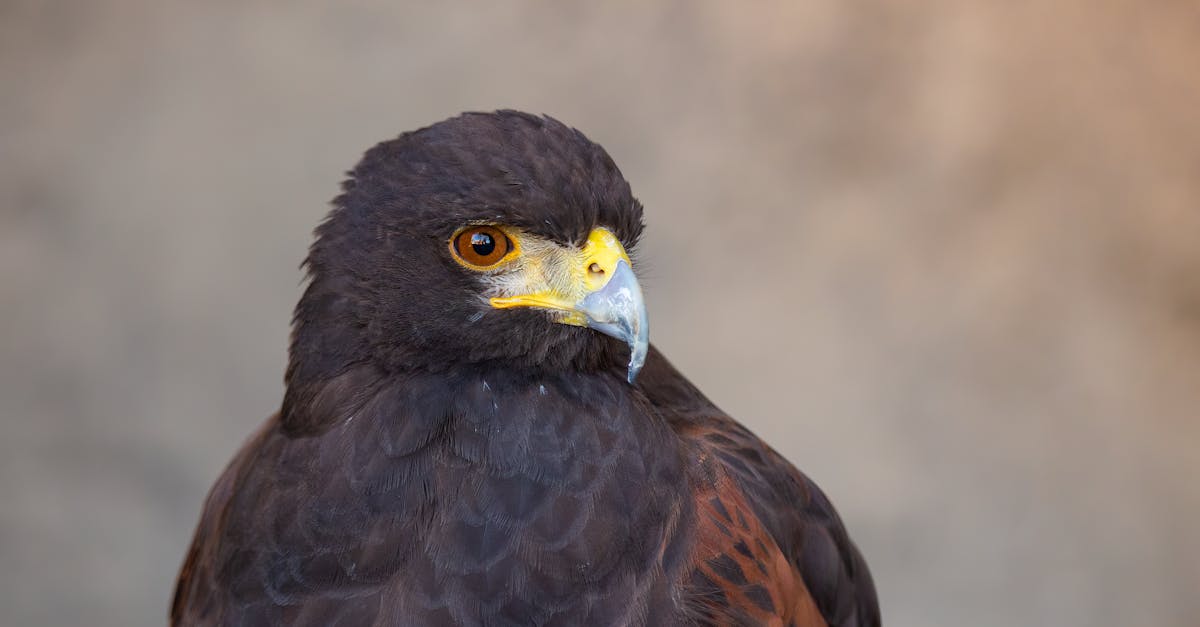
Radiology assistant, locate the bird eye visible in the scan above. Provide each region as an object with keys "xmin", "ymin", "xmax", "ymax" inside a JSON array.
[{"xmin": 451, "ymin": 226, "xmax": 513, "ymax": 268}]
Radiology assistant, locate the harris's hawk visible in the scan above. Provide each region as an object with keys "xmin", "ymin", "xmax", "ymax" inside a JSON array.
[{"xmin": 172, "ymin": 111, "xmax": 879, "ymax": 626}]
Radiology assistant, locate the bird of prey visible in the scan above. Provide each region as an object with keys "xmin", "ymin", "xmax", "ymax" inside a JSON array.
[{"xmin": 172, "ymin": 111, "xmax": 878, "ymax": 626}]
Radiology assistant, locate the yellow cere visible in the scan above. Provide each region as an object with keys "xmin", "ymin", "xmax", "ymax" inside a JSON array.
[{"xmin": 489, "ymin": 227, "xmax": 631, "ymax": 326}]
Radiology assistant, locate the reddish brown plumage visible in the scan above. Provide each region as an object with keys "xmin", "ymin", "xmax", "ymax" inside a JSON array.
[
  {"xmin": 640, "ymin": 347, "xmax": 879, "ymax": 626},
  {"xmin": 687, "ymin": 473, "xmax": 827, "ymax": 626}
]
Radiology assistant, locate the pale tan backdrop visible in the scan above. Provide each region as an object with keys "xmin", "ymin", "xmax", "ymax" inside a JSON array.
[{"xmin": 2, "ymin": 2, "xmax": 1198, "ymax": 626}]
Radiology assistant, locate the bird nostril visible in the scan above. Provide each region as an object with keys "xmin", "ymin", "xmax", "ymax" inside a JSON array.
[{"xmin": 588, "ymin": 262, "xmax": 604, "ymax": 276}]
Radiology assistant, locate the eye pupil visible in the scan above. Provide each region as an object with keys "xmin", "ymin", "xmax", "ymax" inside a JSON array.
[{"xmin": 470, "ymin": 232, "xmax": 495, "ymax": 256}]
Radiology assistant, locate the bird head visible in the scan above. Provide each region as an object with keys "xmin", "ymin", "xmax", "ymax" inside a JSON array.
[{"xmin": 285, "ymin": 111, "xmax": 649, "ymax": 421}]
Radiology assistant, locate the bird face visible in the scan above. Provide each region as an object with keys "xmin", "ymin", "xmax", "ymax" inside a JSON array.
[
  {"xmin": 288, "ymin": 111, "xmax": 648, "ymax": 392},
  {"xmin": 449, "ymin": 224, "xmax": 648, "ymax": 382}
]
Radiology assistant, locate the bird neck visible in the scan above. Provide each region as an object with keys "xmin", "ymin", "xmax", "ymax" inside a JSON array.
[
  {"xmin": 281, "ymin": 361, "xmax": 688, "ymax": 481},
  {"xmin": 384, "ymin": 365, "xmax": 685, "ymax": 478}
]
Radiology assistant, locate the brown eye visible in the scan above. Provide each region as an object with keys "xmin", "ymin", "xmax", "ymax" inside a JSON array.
[{"xmin": 452, "ymin": 226, "xmax": 512, "ymax": 268}]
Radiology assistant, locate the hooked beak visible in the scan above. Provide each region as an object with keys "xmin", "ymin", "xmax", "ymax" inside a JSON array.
[
  {"xmin": 577, "ymin": 259, "xmax": 648, "ymax": 383},
  {"xmin": 489, "ymin": 228, "xmax": 649, "ymax": 383}
]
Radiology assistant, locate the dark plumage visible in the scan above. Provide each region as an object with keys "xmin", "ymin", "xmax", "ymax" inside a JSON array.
[{"xmin": 173, "ymin": 111, "xmax": 879, "ymax": 626}]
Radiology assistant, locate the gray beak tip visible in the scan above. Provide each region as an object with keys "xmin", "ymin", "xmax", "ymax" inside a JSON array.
[
  {"xmin": 578, "ymin": 259, "xmax": 649, "ymax": 386},
  {"xmin": 626, "ymin": 313, "xmax": 649, "ymax": 384}
]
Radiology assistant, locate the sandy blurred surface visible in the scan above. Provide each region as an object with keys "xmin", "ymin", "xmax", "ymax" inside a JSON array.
[{"xmin": 2, "ymin": 2, "xmax": 1198, "ymax": 625}]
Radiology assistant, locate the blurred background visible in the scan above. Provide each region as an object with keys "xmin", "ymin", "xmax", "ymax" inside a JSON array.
[{"xmin": 2, "ymin": 1, "xmax": 1198, "ymax": 625}]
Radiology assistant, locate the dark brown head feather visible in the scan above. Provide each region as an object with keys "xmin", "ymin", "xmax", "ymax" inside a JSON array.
[{"xmin": 284, "ymin": 111, "xmax": 644, "ymax": 433}]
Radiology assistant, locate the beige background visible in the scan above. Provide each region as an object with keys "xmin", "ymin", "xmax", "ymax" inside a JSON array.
[{"xmin": 2, "ymin": 2, "xmax": 1198, "ymax": 626}]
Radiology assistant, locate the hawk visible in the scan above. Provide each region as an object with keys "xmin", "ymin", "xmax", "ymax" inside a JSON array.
[{"xmin": 172, "ymin": 111, "xmax": 879, "ymax": 626}]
